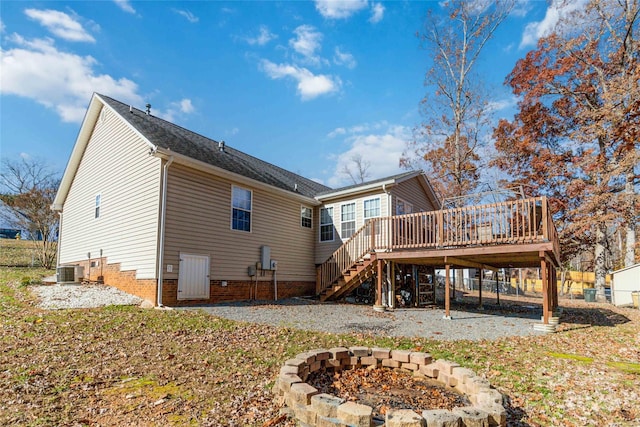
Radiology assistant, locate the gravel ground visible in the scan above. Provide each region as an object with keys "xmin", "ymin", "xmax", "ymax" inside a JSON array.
[
  {"xmin": 185, "ymin": 298, "xmax": 546, "ymax": 341},
  {"xmin": 31, "ymin": 284, "xmax": 544, "ymax": 340},
  {"xmin": 32, "ymin": 283, "xmax": 143, "ymax": 309}
]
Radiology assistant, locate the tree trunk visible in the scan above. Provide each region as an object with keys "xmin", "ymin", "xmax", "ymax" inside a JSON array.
[
  {"xmin": 624, "ymin": 169, "xmax": 636, "ymax": 267},
  {"xmin": 594, "ymin": 223, "xmax": 608, "ymax": 302}
]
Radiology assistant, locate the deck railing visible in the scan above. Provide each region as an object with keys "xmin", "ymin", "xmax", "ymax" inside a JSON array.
[{"xmin": 317, "ymin": 196, "xmax": 558, "ymax": 294}]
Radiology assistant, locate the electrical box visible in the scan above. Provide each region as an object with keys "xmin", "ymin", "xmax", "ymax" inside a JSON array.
[
  {"xmin": 248, "ymin": 265, "xmax": 256, "ymax": 277},
  {"xmin": 270, "ymin": 260, "xmax": 278, "ymax": 270},
  {"xmin": 260, "ymin": 246, "xmax": 271, "ymax": 270}
]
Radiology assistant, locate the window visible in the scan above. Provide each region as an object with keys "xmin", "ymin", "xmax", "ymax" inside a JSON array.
[
  {"xmin": 395, "ymin": 198, "xmax": 413, "ymax": 215},
  {"xmin": 301, "ymin": 206, "xmax": 312, "ymax": 228},
  {"xmin": 231, "ymin": 186, "xmax": 252, "ymax": 232},
  {"xmin": 320, "ymin": 207, "xmax": 334, "ymax": 242},
  {"xmin": 95, "ymin": 194, "xmax": 101, "ymax": 218},
  {"xmin": 364, "ymin": 198, "xmax": 381, "ymax": 219},
  {"xmin": 341, "ymin": 203, "xmax": 356, "ymax": 238}
]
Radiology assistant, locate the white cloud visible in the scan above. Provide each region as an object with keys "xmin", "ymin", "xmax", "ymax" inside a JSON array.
[
  {"xmin": 327, "ymin": 123, "xmax": 409, "ymax": 187},
  {"xmin": 327, "ymin": 127, "xmax": 346, "ymax": 138},
  {"xmin": 486, "ymin": 96, "xmax": 517, "ymax": 113},
  {"xmin": 1, "ymin": 35, "xmax": 143, "ymax": 122},
  {"xmin": 25, "ymin": 9, "xmax": 95, "ymax": 43},
  {"xmin": 369, "ymin": 3, "xmax": 385, "ymax": 23},
  {"xmin": 519, "ymin": 0, "xmax": 587, "ymax": 49},
  {"xmin": 1, "ymin": 19, "xmax": 6, "ymax": 33},
  {"xmin": 260, "ymin": 59, "xmax": 341, "ymax": 100},
  {"xmin": 289, "ymin": 25, "xmax": 323, "ymax": 64},
  {"xmin": 174, "ymin": 9, "xmax": 199, "ymax": 23},
  {"xmin": 315, "ymin": 0, "xmax": 368, "ymax": 19},
  {"xmin": 246, "ymin": 25, "xmax": 277, "ymax": 46},
  {"xmin": 159, "ymin": 98, "xmax": 196, "ymax": 122},
  {"xmin": 114, "ymin": 0, "xmax": 136, "ymax": 14},
  {"xmin": 333, "ymin": 47, "xmax": 357, "ymax": 69}
]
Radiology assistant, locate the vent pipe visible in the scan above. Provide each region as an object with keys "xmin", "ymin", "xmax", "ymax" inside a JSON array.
[
  {"xmin": 129, "ymin": 105, "xmax": 133, "ymax": 113},
  {"xmin": 218, "ymin": 141, "xmax": 225, "ymax": 152},
  {"xmin": 145, "ymin": 103, "xmax": 151, "ymax": 115}
]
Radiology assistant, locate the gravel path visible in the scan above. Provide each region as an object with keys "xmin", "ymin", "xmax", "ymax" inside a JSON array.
[
  {"xmin": 186, "ymin": 298, "xmax": 545, "ymax": 341},
  {"xmin": 32, "ymin": 283, "xmax": 142, "ymax": 309},
  {"xmin": 31, "ymin": 284, "xmax": 544, "ymax": 340}
]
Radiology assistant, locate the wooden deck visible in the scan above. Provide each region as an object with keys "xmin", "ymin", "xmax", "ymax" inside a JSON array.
[{"xmin": 316, "ymin": 196, "xmax": 561, "ymax": 323}]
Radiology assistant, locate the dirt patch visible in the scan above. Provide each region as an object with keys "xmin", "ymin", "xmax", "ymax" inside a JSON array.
[{"xmin": 308, "ymin": 367, "xmax": 470, "ymax": 420}]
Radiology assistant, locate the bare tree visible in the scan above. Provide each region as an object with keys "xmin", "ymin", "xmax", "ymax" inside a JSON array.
[
  {"xmin": 341, "ymin": 154, "xmax": 371, "ymax": 185},
  {"xmin": 0, "ymin": 158, "xmax": 60, "ymax": 269},
  {"xmin": 401, "ymin": 0, "xmax": 514, "ymax": 203}
]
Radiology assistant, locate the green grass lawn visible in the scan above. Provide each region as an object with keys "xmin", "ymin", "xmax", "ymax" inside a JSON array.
[
  {"xmin": 0, "ymin": 238, "xmax": 55, "ymax": 267},
  {"xmin": 1, "ymin": 267, "xmax": 639, "ymax": 426}
]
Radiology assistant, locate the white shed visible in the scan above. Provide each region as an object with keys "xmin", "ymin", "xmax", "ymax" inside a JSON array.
[{"xmin": 611, "ymin": 263, "xmax": 640, "ymax": 307}]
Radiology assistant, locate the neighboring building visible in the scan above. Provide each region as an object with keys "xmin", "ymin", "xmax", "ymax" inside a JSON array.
[{"xmin": 52, "ymin": 94, "xmax": 440, "ymax": 306}]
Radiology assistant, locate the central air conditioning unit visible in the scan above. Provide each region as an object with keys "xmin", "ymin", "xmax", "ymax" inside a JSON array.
[{"xmin": 56, "ymin": 266, "xmax": 75, "ymax": 283}]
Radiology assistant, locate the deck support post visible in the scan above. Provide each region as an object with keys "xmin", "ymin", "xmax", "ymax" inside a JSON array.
[
  {"xmin": 375, "ymin": 259, "xmax": 384, "ymax": 307},
  {"xmin": 541, "ymin": 257, "xmax": 549, "ymax": 324},
  {"xmin": 389, "ymin": 261, "xmax": 396, "ymax": 309},
  {"xmin": 551, "ymin": 264, "xmax": 558, "ymax": 312},
  {"xmin": 478, "ymin": 268, "xmax": 483, "ymax": 310},
  {"xmin": 444, "ymin": 264, "xmax": 451, "ymax": 319}
]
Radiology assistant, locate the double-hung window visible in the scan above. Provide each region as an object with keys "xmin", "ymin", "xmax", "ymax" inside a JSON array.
[
  {"xmin": 395, "ymin": 198, "xmax": 413, "ymax": 215},
  {"xmin": 364, "ymin": 198, "xmax": 380, "ymax": 235},
  {"xmin": 231, "ymin": 186, "xmax": 252, "ymax": 232},
  {"xmin": 320, "ymin": 207, "xmax": 334, "ymax": 242},
  {"xmin": 95, "ymin": 194, "xmax": 101, "ymax": 219},
  {"xmin": 301, "ymin": 206, "xmax": 312, "ymax": 228},
  {"xmin": 341, "ymin": 203, "xmax": 356, "ymax": 239}
]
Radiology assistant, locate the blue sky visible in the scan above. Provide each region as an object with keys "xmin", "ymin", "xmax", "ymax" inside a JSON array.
[{"xmin": 1, "ymin": 0, "xmax": 568, "ymax": 188}]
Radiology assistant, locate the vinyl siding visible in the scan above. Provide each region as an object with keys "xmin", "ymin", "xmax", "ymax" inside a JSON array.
[
  {"xmin": 314, "ymin": 189, "xmax": 390, "ymax": 264},
  {"xmin": 163, "ymin": 164, "xmax": 316, "ymax": 282},
  {"xmin": 390, "ymin": 177, "xmax": 437, "ymax": 213},
  {"xmin": 59, "ymin": 106, "xmax": 162, "ymax": 278}
]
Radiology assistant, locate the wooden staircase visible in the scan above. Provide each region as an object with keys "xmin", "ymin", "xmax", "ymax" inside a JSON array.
[{"xmin": 318, "ymin": 254, "xmax": 377, "ymax": 302}]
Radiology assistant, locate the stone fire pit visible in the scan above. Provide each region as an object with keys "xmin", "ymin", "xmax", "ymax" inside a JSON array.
[{"xmin": 273, "ymin": 346, "xmax": 506, "ymax": 426}]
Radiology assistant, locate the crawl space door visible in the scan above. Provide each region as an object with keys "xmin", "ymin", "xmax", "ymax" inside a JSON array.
[{"xmin": 178, "ymin": 253, "xmax": 210, "ymax": 300}]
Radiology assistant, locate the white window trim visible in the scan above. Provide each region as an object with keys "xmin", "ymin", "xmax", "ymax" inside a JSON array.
[
  {"xmin": 364, "ymin": 197, "xmax": 381, "ymax": 220},
  {"xmin": 95, "ymin": 193, "xmax": 101, "ymax": 219},
  {"xmin": 301, "ymin": 205, "xmax": 313, "ymax": 229},
  {"xmin": 340, "ymin": 202, "xmax": 356, "ymax": 239},
  {"xmin": 319, "ymin": 206, "xmax": 334, "ymax": 242},
  {"xmin": 230, "ymin": 185, "xmax": 252, "ymax": 232}
]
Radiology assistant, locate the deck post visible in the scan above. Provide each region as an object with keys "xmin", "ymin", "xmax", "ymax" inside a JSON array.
[
  {"xmin": 541, "ymin": 257, "xmax": 549, "ymax": 324},
  {"xmin": 551, "ymin": 264, "xmax": 558, "ymax": 312},
  {"xmin": 444, "ymin": 264, "xmax": 451, "ymax": 319},
  {"xmin": 375, "ymin": 259, "xmax": 384, "ymax": 307},
  {"xmin": 437, "ymin": 210, "xmax": 444, "ymax": 247},
  {"xmin": 389, "ymin": 261, "xmax": 396, "ymax": 309},
  {"xmin": 541, "ymin": 197, "xmax": 548, "ymax": 240},
  {"xmin": 478, "ymin": 267, "xmax": 483, "ymax": 310}
]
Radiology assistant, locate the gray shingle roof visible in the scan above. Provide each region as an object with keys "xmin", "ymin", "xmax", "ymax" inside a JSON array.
[{"xmin": 99, "ymin": 94, "xmax": 331, "ymax": 199}]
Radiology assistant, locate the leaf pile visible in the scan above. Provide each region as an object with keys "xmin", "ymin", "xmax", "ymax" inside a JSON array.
[{"xmin": 308, "ymin": 367, "xmax": 469, "ymax": 419}]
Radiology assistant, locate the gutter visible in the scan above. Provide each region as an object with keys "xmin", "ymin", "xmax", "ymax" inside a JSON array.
[{"xmin": 157, "ymin": 156, "xmax": 174, "ymax": 307}]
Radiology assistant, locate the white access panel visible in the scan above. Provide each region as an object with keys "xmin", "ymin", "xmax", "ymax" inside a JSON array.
[{"xmin": 178, "ymin": 253, "xmax": 210, "ymax": 300}]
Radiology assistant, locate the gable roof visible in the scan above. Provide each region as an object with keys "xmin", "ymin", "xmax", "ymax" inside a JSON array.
[{"xmin": 98, "ymin": 95, "xmax": 330, "ymax": 199}]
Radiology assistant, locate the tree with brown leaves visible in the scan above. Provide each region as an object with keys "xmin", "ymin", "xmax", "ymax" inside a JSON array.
[{"xmin": 493, "ymin": 0, "xmax": 639, "ymax": 300}]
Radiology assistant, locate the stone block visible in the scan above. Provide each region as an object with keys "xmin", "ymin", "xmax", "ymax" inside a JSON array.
[
  {"xmin": 285, "ymin": 358, "xmax": 307, "ymax": 369},
  {"xmin": 385, "ymin": 409, "xmax": 426, "ymax": 426},
  {"xmin": 336, "ymin": 401, "xmax": 373, "ymax": 427},
  {"xmin": 297, "ymin": 352, "xmax": 317, "ymax": 364},
  {"xmin": 435, "ymin": 359, "xmax": 460, "ymax": 375},
  {"xmin": 382, "ymin": 359, "xmax": 402, "ymax": 368},
  {"xmin": 317, "ymin": 416, "xmax": 350, "ymax": 427},
  {"xmin": 372, "ymin": 347, "xmax": 391, "ymax": 360},
  {"xmin": 311, "ymin": 393, "xmax": 345, "ymax": 418},
  {"xmin": 280, "ymin": 365, "xmax": 301, "ymax": 376},
  {"xmin": 437, "ymin": 371, "xmax": 458, "ymax": 387},
  {"xmin": 311, "ymin": 349, "xmax": 331, "ymax": 361},
  {"xmin": 402, "ymin": 362, "xmax": 419, "ymax": 371},
  {"xmin": 391, "ymin": 349, "xmax": 412, "ymax": 363},
  {"xmin": 279, "ymin": 374, "xmax": 302, "ymax": 392},
  {"xmin": 289, "ymin": 382, "xmax": 319, "ymax": 405},
  {"xmin": 451, "ymin": 367, "xmax": 476, "ymax": 385},
  {"xmin": 452, "ymin": 407, "xmax": 489, "ymax": 427},
  {"xmin": 477, "ymin": 404, "xmax": 507, "ymax": 427},
  {"xmin": 329, "ymin": 347, "xmax": 350, "ymax": 360},
  {"xmin": 475, "ymin": 389, "xmax": 503, "ymax": 406},
  {"xmin": 409, "ymin": 352, "xmax": 433, "ymax": 366},
  {"xmin": 466, "ymin": 377, "xmax": 491, "ymax": 395},
  {"xmin": 421, "ymin": 409, "xmax": 461, "ymax": 427},
  {"xmin": 310, "ymin": 360, "xmax": 322, "ymax": 373},
  {"xmin": 349, "ymin": 346, "xmax": 371, "ymax": 357},
  {"xmin": 361, "ymin": 356, "xmax": 378, "ymax": 366},
  {"xmin": 419, "ymin": 363, "xmax": 439, "ymax": 378},
  {"xmin": 325, "ymin": 358, "xmax": 342, "ymax": 369},
  {"xmin": 348, "ymin": 356, "xmax": 361, "ymax": 367},
  {"xmin": 293, "ymin": 403, "xmax": 318, "ymax": 425}
]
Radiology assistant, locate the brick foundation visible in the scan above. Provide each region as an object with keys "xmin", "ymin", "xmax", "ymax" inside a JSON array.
[{"xmin": 274, "ymin": 347, "xmax": 507, "ymax": 427}]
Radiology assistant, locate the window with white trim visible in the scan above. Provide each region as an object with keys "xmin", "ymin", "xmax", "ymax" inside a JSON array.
[
  {"xmin": 395, "ymin": 198, "xmax": 413, "ymax": 215},
  {"xmin": 364, "ymin": 198, "xmax": 380, "ymax": 219},
  {"xmin": 231, "ymin": 186, "xmax": 252, "ymax": 232},
  {"xmin": 341, "ymin": 203, "xmax": 356, "ymax": 238},
  {"xmin": 95, "ymin": 194, "xmax": 101, "ymax": 219},
  {"xmin": 320, "ymin": 207, "xmax": 334, "ymax": 242},
  {"xmin": 301, "ymin": 206, "xmax": 312, "ymax": 228}
]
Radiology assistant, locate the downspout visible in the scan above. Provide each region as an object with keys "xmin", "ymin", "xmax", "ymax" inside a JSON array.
[
  {"xmin": 56, "ymin": 211, "xmax": 63, "ymax": 268},
  {"xmin": 157, "ymin": 156, "xmax": 174, "ymax": 307}
]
